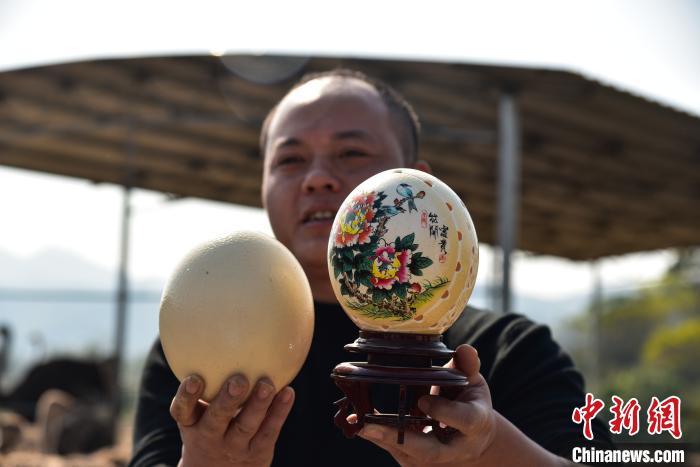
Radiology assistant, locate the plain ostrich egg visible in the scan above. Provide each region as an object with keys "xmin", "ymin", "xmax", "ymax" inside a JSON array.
[{"xmin": 159, "ymin": 231, "xmax": 314, "ymax": 401}]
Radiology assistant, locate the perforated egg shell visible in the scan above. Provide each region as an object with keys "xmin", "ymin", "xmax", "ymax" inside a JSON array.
[
  {"xmin": 159, "ymin": 231, "xmax": 314, "ymax": 401},
  {"xmin": 327, "ymin": 168, "xmax": 478, "ymax": 334}
]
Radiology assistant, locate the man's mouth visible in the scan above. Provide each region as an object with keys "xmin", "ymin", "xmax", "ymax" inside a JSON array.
[{"xmin": 303, "ymin": 210, "xmax": 336, "ymax": 224}]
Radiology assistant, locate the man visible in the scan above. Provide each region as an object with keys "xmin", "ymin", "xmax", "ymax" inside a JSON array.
[{"xmin": 130, "ymin": 69, "xmax": 613, "ymax": 466}]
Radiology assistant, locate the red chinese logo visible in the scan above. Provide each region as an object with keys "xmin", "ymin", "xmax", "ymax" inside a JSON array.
[
  {"xmin": 572, "ymin": 393, "xmax": 605, "ymax": 440},
  {"xmin": 609, "ymin": 395, "xmax": 640, "ymax": 436},
  {"xmin": 573, "ymin": 394, "xmax": 683, "ymax": 440},
  {"xmin": 647, "ymin": 396, "xmax": 682, "ymax": 439}
]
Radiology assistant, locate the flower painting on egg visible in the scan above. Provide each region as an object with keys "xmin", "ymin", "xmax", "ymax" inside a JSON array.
[{"xmin": 329, "ymin": 184, "xmax": 449, "ymax": 321}]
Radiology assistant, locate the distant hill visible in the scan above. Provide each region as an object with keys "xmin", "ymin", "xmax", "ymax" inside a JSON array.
[
  {"xmin": 0, "ymin": 247, "xmax": 163, "ymax": 390},
  {"xmin": 0, "ymin": 246, "xmax": 590, "ymax": 320},
  {"xmin": 0, "ymin": 247, "xmax": 162, "ymax": 291},
  {"xmin": 0, "ymin": 245, "xmax": 593, "ymax": 336},
  {"xmin": 0, "ymin": 247, "xmax": 116, "ymax": 290},
  {"xmin": 0, "ymin": 246, "xmax": 593, "ymax": 390}
]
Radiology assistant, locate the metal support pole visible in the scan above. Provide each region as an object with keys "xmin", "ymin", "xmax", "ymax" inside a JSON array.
[
  {"xmin": 589, "ymin": 260, "xmax": 603, "ymax": 391},
  {"xmin": 113, "ymin": 186, "xmax": 131, "ymax": 420},
  {"xmin": 112, "ymin": 122, "xmax": 134, "ymax": 431},
  {"xmin": 494, "ymin": 92, "xmax": 521, "ymax": 313}
]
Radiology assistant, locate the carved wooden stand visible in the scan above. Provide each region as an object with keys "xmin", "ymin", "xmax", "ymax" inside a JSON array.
[{"xmin": 331, "ymin": 331, "xmax": 468, "ymax": 445}]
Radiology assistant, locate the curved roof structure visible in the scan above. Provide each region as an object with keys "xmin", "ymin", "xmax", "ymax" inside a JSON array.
[{"xmin": 1, "ymin": 55, "xmax": 698, "ymax": 260}]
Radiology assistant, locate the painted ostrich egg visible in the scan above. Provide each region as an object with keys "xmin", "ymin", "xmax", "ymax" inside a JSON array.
[
  {"xmin": 327, "ymin": 168, "xmax": 478, "ymax": 334},
  {"xmin": 159, "ymin": 231, "xmax": 314, "ymax": 401}
]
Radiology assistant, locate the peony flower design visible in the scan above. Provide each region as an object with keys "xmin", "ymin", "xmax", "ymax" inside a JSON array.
[
  {"xmin": 335, "ymin": 193, "xmax": 376, "ymax": 247},
  {"xmin": 329, "ymin": 185, "xmax": 447, "ymax": 321},
  {"xmin": 370, "ymin": 245, "xmax": 411, "ymax": 290}
]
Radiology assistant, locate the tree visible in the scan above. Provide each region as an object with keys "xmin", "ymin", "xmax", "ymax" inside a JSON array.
[{"xmin": 567, "ymin": 249, "xmax": 700, "ymax": 447}]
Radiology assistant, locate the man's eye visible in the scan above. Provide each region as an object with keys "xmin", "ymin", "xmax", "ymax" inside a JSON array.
[
  {"xmin": 276, "ymin": 155, "xmax": 304, "ymax": 166},
  {"xmin": 340, "ymin": 149, "xmax": 369, "ymax": 158}
]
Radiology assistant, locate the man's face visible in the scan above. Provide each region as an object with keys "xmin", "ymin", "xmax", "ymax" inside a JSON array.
[{"xmin": 261, "ymin": 77, "xmax": 407, "ymax": 274}]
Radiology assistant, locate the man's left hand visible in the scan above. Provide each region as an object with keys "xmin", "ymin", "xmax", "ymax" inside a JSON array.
[{"xmin": 357, "ymin": 344, "xmax": 497, "ymax": 467}]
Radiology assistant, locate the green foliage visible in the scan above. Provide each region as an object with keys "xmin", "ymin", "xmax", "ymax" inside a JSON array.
[
  {"xmin": 599, "ymin": 366, "xmax": 684, "ymax": 407},
  {"xmin": 372, "ymin": 191, "xmax": 387, "ymax": 209},
  {"xmin": 346, "ymin": 277, "xmax": 450, "ymax": 321},
  {"xmin": 412, "ymin": 277, "xmax": 450, "ymax": 307},
  {"xmin": 372, "ymin": 287, "xmax": 390, "ymax": 303},
  {"xmin": 597, "ymin": 366, "xmax": 696, "ymax": 444},
  {"xmin": 643, "ymin": 318, "xmax": 700, "ymax": 382},
  {"xmin": 567, "ymin": 250, "xmax": 700, "ymax": 448},
  {"xmin": 395, "ymin": 233, "xmax": 414, "ymax": 251},
  {"xmin": 413, "ymin": 255, "xmax": 433, "ymax": 270},
  {"xmin": 346, "ymin": 299, "xmax": 410, "ymax": 321},
  {"xmin": 394, "ymin": 282, "xmax": 408, "ymax": 299},
  {"xmin": 592, "ymin": 274, "xmax": 699, "ymax": 373}
]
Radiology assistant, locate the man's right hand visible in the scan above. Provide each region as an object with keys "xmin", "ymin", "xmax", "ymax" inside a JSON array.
[{"xmin": 169, "ymin": 374, "xmax": 294, "ymax": 467}]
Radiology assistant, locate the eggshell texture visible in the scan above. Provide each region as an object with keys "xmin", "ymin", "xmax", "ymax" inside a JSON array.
[
  {"xmin": 327, "ymin": 168, "xmax": 478, "ymax": 334},
  {"xmin": 160, "ymin": 231, "xmax": 314, "ymax": 401}
]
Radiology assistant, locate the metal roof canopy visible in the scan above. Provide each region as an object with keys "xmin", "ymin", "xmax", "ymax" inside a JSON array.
[{"xmin": 1, "ymin": 54, "xmax": 699, "ymax": 261}]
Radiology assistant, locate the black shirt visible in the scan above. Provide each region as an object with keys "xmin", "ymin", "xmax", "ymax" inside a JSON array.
[{"xmin": 130, "ymin": 303, "xmax": 613, "ymax": 466}]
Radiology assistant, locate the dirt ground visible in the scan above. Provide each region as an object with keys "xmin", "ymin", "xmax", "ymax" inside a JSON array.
[
  {"xmin": 0, "ymin": 418, "xmax": 131, "ymax": 467},
  {"xmin": 1, "ymin": 418, "xmax": 698, "ymax": 466}
]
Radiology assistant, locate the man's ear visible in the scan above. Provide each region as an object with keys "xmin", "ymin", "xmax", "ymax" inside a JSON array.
[{"xmin": 411, "ymin": 159, "xmax": 432, "ymax": 174}]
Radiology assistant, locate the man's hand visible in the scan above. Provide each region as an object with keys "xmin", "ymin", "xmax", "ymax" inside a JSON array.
[
  {"xmin": 357, "ymin": 345, "xmax": 570, "ymax": 467},
  {"xmin": 357, "ymin": 344, "xmax": 497, "ymax": 466},
  {"xmin": 169, "ymin": 374, "xmax": 294, "ymax": 467}
]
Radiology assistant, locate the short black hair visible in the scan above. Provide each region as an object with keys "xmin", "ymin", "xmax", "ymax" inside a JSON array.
[{"xmin": 259, "ymin": 69, "xmax": 421, "ymax": 163}]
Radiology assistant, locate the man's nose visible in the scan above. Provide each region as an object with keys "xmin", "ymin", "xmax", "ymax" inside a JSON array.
[{"xmin": 301, "ymin": 164, "xmax": 341, "ymax": 194}]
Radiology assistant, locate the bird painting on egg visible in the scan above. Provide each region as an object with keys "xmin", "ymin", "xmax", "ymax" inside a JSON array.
[
  {"xmin": 329, "ymin": 182, "xmax": 449, "ymax": 321},
  {"xmin": 395, "ymin": 183, "xmax": 425, "ymax": 213}
]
